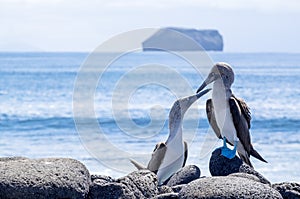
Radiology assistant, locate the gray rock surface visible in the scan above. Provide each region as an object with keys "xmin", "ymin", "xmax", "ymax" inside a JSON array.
[
  {"xmin": 90, "ymin": 169, "xmax": 158, "ymax": 199},
  {"xmin": 272, "ymin": 182, "xmax": 300, "ymax": 199},
  {"xmin": 166, "ymin": 165, "xmax": 200, "ymax": 187},
  {"xmin": 178, "ymin": 176, "xmax": 283, "ymax": 199},
  {"xmin": 154, "ymin": 192, "xmax": 179, "ymax": 199},
  {"xmin": 228, "ymin": 172, "xmax": 261, "ymax": 183},
  {"xmin": 171, "ymin": 184, "xmax": 186, "ymax": 193},
  {"xmin": 89, "ymin": 175, "xmax": 132, "ymax": 199},
  {"xmin": 158, "ymin": 185, "xmax": 174, "ymax": 195},
  {"xmin": 0, "ymin": 157, "xmax": 90, "ymax": 199}
]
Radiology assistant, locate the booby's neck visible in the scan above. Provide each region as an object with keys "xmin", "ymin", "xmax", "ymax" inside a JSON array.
[
  {"xmin": 212, "ymin": 79, "xmax": 232, "ymax": 99},
  {"xmin": 166, "ymin": 124, "xmax": 183, "ymax": 146}
]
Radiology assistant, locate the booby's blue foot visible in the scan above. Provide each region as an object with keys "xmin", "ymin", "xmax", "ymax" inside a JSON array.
[{"xmin": 220, "ymin": 137, "xmax": 237, "ymax": 159}]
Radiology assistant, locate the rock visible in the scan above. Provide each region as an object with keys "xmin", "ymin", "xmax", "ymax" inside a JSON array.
[
  {"xmin": 0, "ymin": 157, "xmax": 90, "ymax": 199},
  {"xmin": 90, "ymin": 174, "xmax": 114, "ymax": 182},
  {"xmin": 90, "ymin": 169, "xmax": 158, "ymax": 199},
  {"xmin": 239, "ymin": 163, "xmax": 271, "ymax": 184},
  {"xmin": 209, "ymin": 148, "xmax": 243, "ymax": 176},
  {"xmin": 154, "ymin": 193, "xmax": 179, "ymax": 199},
  {"xmin": 228, "ymin": 173, "xmax": 261, "ymax": 183},
  {"xmin": 158, "ymin": 185, "xmax": 174, "ymax": 195},
  {"xmin": 117, "ymin": 169, "xmax": 159, "ymax": 198},
  {"xmin": 166, "ymin": 165, "xmax": 200, "ymax": 187},
  {"xmin": 171, "ymin": 184, "xmax": 186, "ymax": 193},
  {"xmin": 272, "ymin": 182, "xmax": 300, "ymax": 199},
  {"xmin": 209, "ymin": 148, "xmax": 270, "ymax": 184},
  {"xmin": 89, "ymin": 175, "xmax": 133, "ymax": 199},
  {"xmin": 178, "ymin": 176, "xmax": 283, "ymax": 199},
  {"xmin": 142, "ymin": 27, "xmax": 223, "ymax": 51}
]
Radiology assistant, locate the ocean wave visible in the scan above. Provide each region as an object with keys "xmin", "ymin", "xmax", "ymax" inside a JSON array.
[{"xmin": 1, "ymin": 113, "xmax": 299, "ymax": 135}]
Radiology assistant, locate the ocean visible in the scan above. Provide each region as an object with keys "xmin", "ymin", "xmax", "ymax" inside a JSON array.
[{"xmin": 0, "ymin": 52, "xmax": 299, "ymax": 183}]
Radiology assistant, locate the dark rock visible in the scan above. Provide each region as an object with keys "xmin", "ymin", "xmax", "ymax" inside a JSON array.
[
  {"xmin": 117, "ymin": 169, "xmax": 159, "ymax": 198},
  {"xmin": 166, "ymin": 165, "xmax": 200, "ymax": 186},
  {"xmin": 171, "ymin": 184, "xmax": 186, "ymax": 193},
  {"xmin": 272, "ymin": 182, "xmax": 300, "ymax": 199},
  {"xmin": 90, "ymin": 170, "xmax": 158, "ymax": 199},
  {"xmin": 0, "ymin": 157, "xmax": 90, "ymax": 199},
  {"xmin": 178, "ymin": 176, "xmax": 283, "ymax": 199},
  {"xmin": 90, "ymin": 174, "xmax": 114, "ymax": 182},
  {"xmin": 154, "ymin": 192, "xmax": 179, "ymax": 199},
  {"xmin": 89, "ymin": 176, "xmax": 133, "ymax": 199},
  {"xmin": 239, "ymin": 163, "xmax": 271, "ymax": 184},
  {"xmin": 209, "ymin": 148, "xmax": 270, "ymax": 184},
  {"xmin": 158, "ymin": 185, "xmax": 174, "ymax": 195},
  {"xmin": 209, "ymin": 148, "xmax": 243, "ymax": 176}
]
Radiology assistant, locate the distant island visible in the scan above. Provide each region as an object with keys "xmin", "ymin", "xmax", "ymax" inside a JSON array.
[{"xmin": 142, "ymin": 27, "xmax": 223, "ymax": 51}]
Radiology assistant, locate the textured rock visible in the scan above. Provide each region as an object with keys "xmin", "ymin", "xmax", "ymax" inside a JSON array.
[
  {"xmin": 90, "ymin": 169, "xmax": 158, "ymax": 199},
  {"xmin": 239, "ymin": 163, "xmax": 270, "ymax": 184},
  {"xmin": 209, "ymin": 148, "xmax": 243, "ymax": 176},
  {"xmin": 179, "ymin": 176, "xmax": 282, "ymax": 199},
  {"xmin": 272, "ymin": 182, "xmax": 300, "ymax": 199},
  {"xmin": 166, "ymin": 165, "xmax": 200, "ymax": 187},
  {"xmin": 228, "ymin": 172, "xmax": 261, "ymax": 183},
  {"xmin": 117, "ymin": 169, "xmax": 159, "ymax": 198},
  {"xmin": 209, "ymin": 148, "xmax": 270, "ymax": 184},
  {"xmin": 158, "ymin": 185, "xmax": 174, "ymax": 195},
  {"xmin": 171, "ymin": 184, "xmax": 186, "ymax": 193},
  {"xmin": 89, "ymin": 175, "xmax": 133, "ymax": 199},
  {"xmin": 154, "ymin": 192, "xmax": 179, "ymax": 199},
  {"xmin": 0, "ymin": 157, "xmax": 90, "ymax": 199}
]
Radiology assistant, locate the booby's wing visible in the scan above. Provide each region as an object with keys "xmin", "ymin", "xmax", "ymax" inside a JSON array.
[
  {"xmin": 147, "ymin": 142, "xmax": 167, "ymax": 173},
  {"xmin": 182, "ymin": 141, "xmax": 188, "ymax": 167},
  {"xmin": 229, "ymin": 96, "xmax": 267, "ymax": 165},
  {"xmin": 206, "ymin": 99, "xmax": 222, "ymax": 139},
  {"xmin": 232, "ymin": 95, "xmax": 251, "ymax": 128}
]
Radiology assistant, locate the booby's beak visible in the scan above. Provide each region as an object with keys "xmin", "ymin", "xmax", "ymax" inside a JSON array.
[
  {"xmin": 196, "ymin": 72, "xmax": 219, "ymax": 93},
  {"xmin": 196, "ymin": 88, "xmax": 211, "ymax": 98}
]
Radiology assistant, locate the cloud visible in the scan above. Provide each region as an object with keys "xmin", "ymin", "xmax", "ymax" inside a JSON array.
[{"xmin": 0, "ymin": 0, "xmax": 299, "ymax": 52}]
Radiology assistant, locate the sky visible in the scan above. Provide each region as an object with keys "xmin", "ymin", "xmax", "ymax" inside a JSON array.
[{"xmin": 0, "ymin": 0, "xmax": 300, "ymax": 52}]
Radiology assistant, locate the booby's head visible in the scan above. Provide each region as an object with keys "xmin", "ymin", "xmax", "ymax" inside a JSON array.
[
  {"xmin": 197, "ymin": 62, "xmax": 234, "ymax": 93},
  {"xmin": 169, "ymin": 88, "xmax": 211, "ymax": 131}
]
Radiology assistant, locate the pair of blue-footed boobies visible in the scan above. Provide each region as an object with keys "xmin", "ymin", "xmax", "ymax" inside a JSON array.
[{"xmin": 131, "ymin": 62, "xmax": 267, "ymax": 185}]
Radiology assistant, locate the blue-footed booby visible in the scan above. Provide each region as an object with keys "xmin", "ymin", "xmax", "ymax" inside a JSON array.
[
  {"xmin": 196, "ymin": 62, "xmax": 267, "ymax": 167},
  {"xmin": 131, "ymin": 88, "xmax": 211, "ymax": 185}
]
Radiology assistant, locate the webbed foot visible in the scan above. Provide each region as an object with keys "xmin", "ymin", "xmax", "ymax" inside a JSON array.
[{"xmin": 220, "ymin": 137, "xmax": 237, "ymax": 159}]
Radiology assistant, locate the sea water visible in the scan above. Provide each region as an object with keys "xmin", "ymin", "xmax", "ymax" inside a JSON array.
[{"xmin": 0, "ymin": 52, "xmax": 299, "ymax": 183}]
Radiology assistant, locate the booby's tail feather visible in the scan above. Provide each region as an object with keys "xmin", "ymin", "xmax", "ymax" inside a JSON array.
[
  {"xmin": 129, "ymin": 158, "xmax": 146, "ymax": 170},
  {"xmin": 238, "ymin": 152, "xmax": 253, "ymax": 168},
  {"xmin": 250, "ymin": 147, "xmax": 268, "ymax": 163}
]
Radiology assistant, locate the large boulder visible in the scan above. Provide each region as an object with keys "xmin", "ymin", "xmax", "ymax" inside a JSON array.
[
  {"xmin": 89, "ymin": 169, "xmax": 158, "ymax": 199},
  {"xmin": 0, "ymin": 157, "xmax": 90, "ymax": 199},
  {"xmin": 166, "ymin": 165, "xmax": 200, "ymax": 187},
  {"xmin": 272, "ymin": 182, "xmax": 300, "ymax": 199},
  {"xmin": 178, "ymin": 176, "xmax": 283, "ymax": 199},
  {"xmin": 209, "ymin": 148, "xmax": 270, "ymax": 184}
]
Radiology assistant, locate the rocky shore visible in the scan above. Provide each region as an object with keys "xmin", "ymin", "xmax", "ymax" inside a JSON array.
[{"xmin": 0, "ymin": 149, "xmax": 299, "ymax": 199}]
